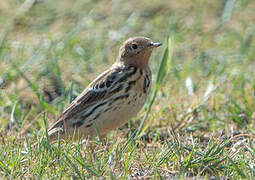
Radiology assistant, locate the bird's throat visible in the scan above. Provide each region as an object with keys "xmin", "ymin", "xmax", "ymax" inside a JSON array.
[{"xmin": 119, "ymin": 49, "xmax": 152, "ymax": 68}]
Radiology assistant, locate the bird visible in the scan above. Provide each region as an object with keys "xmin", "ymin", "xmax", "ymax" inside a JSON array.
[{"xmin": 47, "ymin": 37, "xmax": 162, "ymax": 142}]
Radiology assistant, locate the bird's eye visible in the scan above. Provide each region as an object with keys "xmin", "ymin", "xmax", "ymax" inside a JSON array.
[{"xmin": 131, "ymin": 43, "xmax": 138, "ymax": 49}]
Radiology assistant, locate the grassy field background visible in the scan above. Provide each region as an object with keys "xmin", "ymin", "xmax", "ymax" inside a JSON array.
[{"xmin": 1, "ymin": 0, "xmax": 255, "ymax": 178}]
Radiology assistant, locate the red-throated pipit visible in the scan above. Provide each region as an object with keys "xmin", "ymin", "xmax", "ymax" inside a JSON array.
[{"xmin": 47, "ymin": 37, "xmax": 162, "ymax": 141}]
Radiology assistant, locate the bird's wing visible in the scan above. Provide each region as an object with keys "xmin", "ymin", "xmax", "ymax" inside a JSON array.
[{"xmin": 48, "ymin": 64, "xmax": 137, "ymax": 132}]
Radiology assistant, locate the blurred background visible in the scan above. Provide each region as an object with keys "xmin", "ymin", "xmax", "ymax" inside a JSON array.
[{"xmin": 0, "ymin": 0, "xmax": 255, "ymax": 137}]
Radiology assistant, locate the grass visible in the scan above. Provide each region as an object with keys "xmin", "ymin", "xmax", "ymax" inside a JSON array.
[{"xmin": 1, "ymin": 0, "xmax": 255, "ymax": 178}]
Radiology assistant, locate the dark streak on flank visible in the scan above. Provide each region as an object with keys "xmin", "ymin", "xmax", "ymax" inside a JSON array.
[
  {"xmin": 110, "ymin": 84, "xmax": 123, "ymax": 94},
  {"xmin": 108, "ymin": 66, "xmax": 137, "ymax": 90},
  {"xmin": 125, "ymin": 80, "xmax": 136, "ymax": 92},
  {"xmin": 103, "ymin": 107, "xmax": 112, "ymax": 112},
  {"xmin": 143, "ymin": 74, "xmax": 150, "ymax": 93},
  {"xmin": 139, "ymin": 69, "xmax": 143, "ymax": 75},
  {"xmin": 85, "ymin": 123, "xmax": 93, "ymax": 128},
  {"xmin": 127, "ymin": 66, "xmax": 138, "ymax": 76},
  {"xmin": 143, "ymin": 78, "xmax": 147, "ymax": 93},
  {"xmin": 118, "ymin": 66, "xmax": 137, "ymax": 83},
  {"xmin": 112, "ymin": 106, "xmax": 118, "ymax": 111},
  {"xmin": 114, "ymin": 94, "xmax": 129, "ymax": 101},
  {"xmin": 76, "ymin": 101, "xmax": 107, "ymax": 125},
  {"xmin": 125, "ymin": 68, "xmax": 143, "ymax": 93},
  {"xmin": 73, "ymin": 121, "xmax": 83, "ymax": 128},
  {"xmin": 93, "ymin": 113, "xmax": 101, "ymax": 120}
]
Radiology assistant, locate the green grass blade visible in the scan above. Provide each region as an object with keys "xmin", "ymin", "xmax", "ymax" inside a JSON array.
[
  {"xmin": 76, "ymin": 157, "xmax": 100, "ymax": 177},
  {"xmin": 63, "ymin": 152, "xmax": 84, "ymax": 180},
  {"xmin": 228, "ymin": 156, "xmax": 246, "ymax": 178},
  {"xmin": 135, "ymin": 35, "xmax": 174, "ymax": 138},
  {"xmin": 221, "ymin": 0, "xmax": 235, "ymax": 25}
]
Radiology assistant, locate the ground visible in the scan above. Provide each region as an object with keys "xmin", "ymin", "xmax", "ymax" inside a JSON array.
[{"xmin": 0, "ymin": 0, "xmax": 255, "ymax": 179}]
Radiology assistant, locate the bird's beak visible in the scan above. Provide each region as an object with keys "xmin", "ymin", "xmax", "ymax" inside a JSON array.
[{"xmin": 150, "ymin": 42, "xmax": 162, "ymax": 48}]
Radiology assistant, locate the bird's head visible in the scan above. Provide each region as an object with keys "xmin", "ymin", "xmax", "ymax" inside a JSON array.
[{"xmin": 117, "ymin": 37, "xmax": 162, "ymax": 67}]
